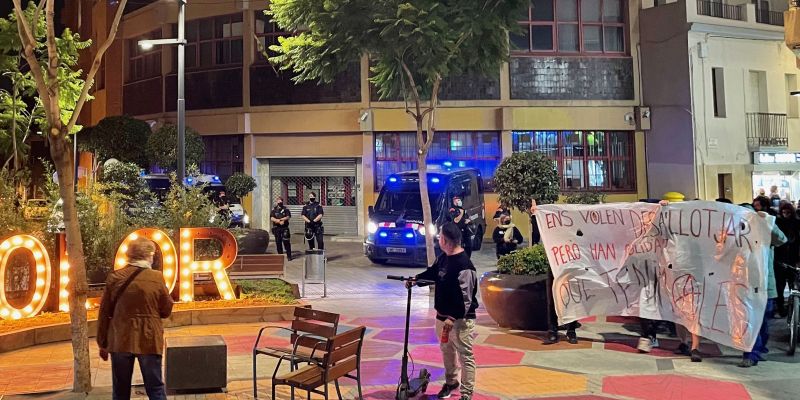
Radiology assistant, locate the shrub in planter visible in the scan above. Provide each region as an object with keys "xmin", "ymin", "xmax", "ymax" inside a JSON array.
[{"xmin": 480, "ymin": 244, "xmax": 551, "ymax": 331}]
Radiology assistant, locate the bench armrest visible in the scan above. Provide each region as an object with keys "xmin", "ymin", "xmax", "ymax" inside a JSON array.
[{"xmin": 254, "ymin": 325, "xmax": 296, "ymax": 350}]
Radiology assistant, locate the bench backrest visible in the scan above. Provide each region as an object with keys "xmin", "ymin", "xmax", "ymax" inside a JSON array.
[
  {"xmin": 322, "ymin": 326, "xmax": 366, "ymax": 383},
  {"xmin": 290, "ymin": 307, "xmax": 340, "ymax": 350}
]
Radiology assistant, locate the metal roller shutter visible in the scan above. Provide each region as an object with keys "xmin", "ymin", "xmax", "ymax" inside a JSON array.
[{"xmin": 268, "ymin": 159, "xmax": 358, "ymax": 236}]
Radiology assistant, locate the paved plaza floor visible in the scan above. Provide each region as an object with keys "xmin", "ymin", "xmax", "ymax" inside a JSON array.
[{"xmin": 1, "ymin": 240, "xmax": 798, "ymax": 399}]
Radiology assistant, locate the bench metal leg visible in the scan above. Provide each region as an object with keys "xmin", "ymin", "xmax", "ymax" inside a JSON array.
[
  {"xmin": 334, "ymin": 379, "xmax": 342, "ymax": 400},
  {"xmin": 253, "ymin": 353, "xmax": 258, "ymax": 399}
]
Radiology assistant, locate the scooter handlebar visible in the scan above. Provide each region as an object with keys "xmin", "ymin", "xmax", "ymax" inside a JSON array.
[{"xmin": 386, "ymin": 275, "xmax": 434, "ymax": 286}]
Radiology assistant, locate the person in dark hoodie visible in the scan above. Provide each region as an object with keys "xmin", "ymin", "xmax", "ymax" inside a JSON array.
[
  {"xmin": 493, "ymin": 214, "xmax": 524, "ymax": 259},
  {"xmin": 409, "ymin": 222, "xmax": 478, "ymax": 400}
]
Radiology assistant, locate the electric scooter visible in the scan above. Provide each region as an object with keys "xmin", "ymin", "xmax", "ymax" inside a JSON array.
[{"xmin": 387, "ymin": 275, "xmax": 433, "ymax": 400}]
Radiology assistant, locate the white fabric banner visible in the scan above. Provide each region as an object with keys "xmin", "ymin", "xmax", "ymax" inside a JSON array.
[{"xmin": 535, "ymin": 201, "xmax": 773, "ymax": 351}]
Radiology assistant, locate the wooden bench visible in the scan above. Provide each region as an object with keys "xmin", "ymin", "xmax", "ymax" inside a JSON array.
[
  {"xmin": 229, "ymin": 254, "xmax": 285, "ymax": 279},
  {"xmin": 252, "ymin": 307, "xmax": 340, "ymax": 398},
  {"xmin": 271, "ymin": 326, "xmax": 366, "ymax": 400}
]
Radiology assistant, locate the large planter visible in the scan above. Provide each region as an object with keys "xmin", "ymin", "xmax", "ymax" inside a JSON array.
[{"xmin": 479, "ymin": 271, "xmax": 549, "ymax": 331}]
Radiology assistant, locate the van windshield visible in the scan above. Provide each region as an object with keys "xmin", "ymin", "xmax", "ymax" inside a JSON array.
[{"xmin": 376, "ymin": 191, "xmax": 444, "ymax": 217}]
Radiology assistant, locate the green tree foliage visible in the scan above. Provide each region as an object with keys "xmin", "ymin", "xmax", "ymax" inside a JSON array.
[
  {"xmin": 161, "ymin": 174, "xmax": 228, "ymax": 232},
  {"xmin": 494, "ymin": 152, "xmax": 560, "ymax": 214},
  {"xmin": 225, "ymin": 172, "xmax": 257, "ymax": 200},
  {"xmin": 79, "ymin": 116, "xmax": 151, "ymax": 167},
  {"xmin": 99, "ymin": 161, "xmax": 147, "ymax": 201},
  {"xmin": 267, "ymin": 0, "xmax": 527, "ymax": 264},
  {"xmin": 146, "ymin": 124, "xmax": 205, "ymax": 171},
  {"xmin": 0, "ymin": 3, "xmax": 90, "ymax": 170},
  {"xmin": 0, "ymin": 168, "xmax": 29, "ymax": 235}
]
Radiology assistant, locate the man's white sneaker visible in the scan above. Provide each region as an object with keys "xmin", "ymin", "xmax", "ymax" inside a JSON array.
[{"xmin": 637, "ymin": 337, "xmax": 653, "ymax": 353}]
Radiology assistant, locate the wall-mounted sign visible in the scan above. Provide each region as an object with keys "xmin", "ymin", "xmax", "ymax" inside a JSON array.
[
  {"xmin": 0, "ymin": 228, "xmax": 238, "ymax": 320},
  {"xmin": 754, "ymin": 152, "xmax": 800, "ymax": 165}
]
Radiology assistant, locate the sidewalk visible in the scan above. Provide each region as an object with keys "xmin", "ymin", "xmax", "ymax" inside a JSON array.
[{"xmin": 0, "ymin": 242, "xmax": 797, "ymax": 399}]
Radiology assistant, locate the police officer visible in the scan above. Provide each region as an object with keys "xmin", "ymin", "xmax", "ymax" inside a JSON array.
[
  {"xmin": 270, "ymin": 197, "xmax": 292, "ymax": 261},
  {"xmin": 301, "ymin": 193, "xmax": 325, "ymax": 250},
  {"xmin": 448, "ymin": 196, "xmax": 473, "ymax": 258}
]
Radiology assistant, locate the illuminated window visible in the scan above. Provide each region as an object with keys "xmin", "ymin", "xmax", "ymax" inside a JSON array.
[
  {"xmin": 513, "ymin": 130, "xmax": 635, "ymax": 192},
  {"xmin": 374, "ymin": 132, "xmax": 502, "ymax": 191}
]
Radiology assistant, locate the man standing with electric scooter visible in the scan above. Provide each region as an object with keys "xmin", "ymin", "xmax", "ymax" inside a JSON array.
[{"xmin": 408, "ymin": 222, "xmax": 478, "ymax": 400}]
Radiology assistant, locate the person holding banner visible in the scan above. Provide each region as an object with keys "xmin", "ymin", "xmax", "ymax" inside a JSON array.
[
  {"xmin": 739, "ymin": 204, "xmax": 787, "ymax": 368},
  {"xmin": 529, "ymin": 200, "xmax": 579, "ymax": 345},
  {"xmin": 774, "ymin": 201, "xmax": 799, "ymax": 318}
]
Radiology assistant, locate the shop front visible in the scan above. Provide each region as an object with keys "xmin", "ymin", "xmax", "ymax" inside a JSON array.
[{"xmin": 752, "ymin": 151, "xmax": 800, "ymax": 202}]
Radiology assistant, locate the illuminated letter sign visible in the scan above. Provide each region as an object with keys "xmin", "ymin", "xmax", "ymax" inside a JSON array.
[
  {"xmin": 113, "ymin": 228, "xmax": 178, "ymax": 292},
  {"xmin": 178, "ymin": 228, "xmax": 238, "ymax": 302},
  {"xmin": 0, "ymin": 235, "xmax": 52, "ymax": 319},
  {"xmin": 1, "ymin": 227, "xmax": 240, "ymax": 320}
]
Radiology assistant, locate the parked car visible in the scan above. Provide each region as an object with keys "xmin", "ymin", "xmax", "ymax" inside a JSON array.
[{"xmin": 23, "ymin": 199, "xmax": 50, "ymax": 220}]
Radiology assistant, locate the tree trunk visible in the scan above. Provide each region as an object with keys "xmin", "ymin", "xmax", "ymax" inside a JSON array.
[
  {"xmin": 11, "ymin": 80, "xmax": 19, "ymax": 171},
  {"xmin": 417, "ymin": 128, "xmax": 436, "ymax": 266},
  {"xmin": 50, "ymin": 130, "xmax": 92, "ymax": 393}
]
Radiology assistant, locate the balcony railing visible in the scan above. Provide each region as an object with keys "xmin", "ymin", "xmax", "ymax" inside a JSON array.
[
  {"xmin": 747, "ymin": 113, "xmax": 788, "ymax": 149},
  {"xmin": 755, "ymin": 9, "xmax": 784, "ymax": 26},
  {"xmin": 697, "ymin": 0, "xmax": 744, "ymax": 21}
]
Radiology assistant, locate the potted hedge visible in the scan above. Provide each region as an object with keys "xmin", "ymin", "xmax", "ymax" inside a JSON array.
[
  {"xmin": 480, "ymin": 244, "xmax": 551, "ymax": 330},
  {"xmin": 480, "ymin": 152, "xmax": 559, "ymax": 330}
]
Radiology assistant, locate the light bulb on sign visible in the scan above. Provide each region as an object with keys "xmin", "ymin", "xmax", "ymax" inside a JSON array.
[
  {"xmin": 202, "ymin": 262, "xmax": 210, "ymax": 271},
  {"xmin": 60, "ymin": 261, "xmax": 69, "ymax": 271},
  {"xmin": 60, "ymin": 276, "xmax": 69, "ymax": 285},
  {"xmin": 182, "ymin": 242, "xmax": 190, "ymax": 251},
  {"xmin": 182, "ymin": 295, "xmax": 192, "ymax": 302},
  {"xmin": 182, "ymin": 282, "xmax": 190, "ymax": 289},
  {"xmin": 164, "ymin": 269, "xmax": 173, "ymax": 278},
  {"xmin": 153, "ymin": 232, "xmax": 163, "ymax": 241},
  {"xmin": 23, "ymin": 305, "xmax": 33, "ymax": 314},
  {"xmin": 128, "ymin": 233, "xmax": 139, "ymax": 241},
  {"xmin": 32, "ymin": 292, "xmax": 42, "ymax": 301},
  {"xmin": 181, "ymin": 268, "xmax": 190, "ymax": 277},
  {"xmin": 34, "ymin": 251, "xmax": 43, "ymax": 261},
  {"xmin": 60, "ymin": 290, "xmax": 69, "ymax": 298},
  {"xmin": 213, "ymin": 260, "xmax": 223, "ymax": 270},
  {"xmin": 11, "ymin": 311, "xmax": 21, "ymax": 319},
  {"xmin": 182, "ymin": 230, "xmax": 190, "ymax": 238},
  {"xmin": 120, "ymin": 245, "xmax": 128, "ymax": 253},
  {"xmin": 36, "ymin": 264, "xmax": 45, "ymax": 273},
  {"xmin": 60, "ymin": 305, "xmax": 69, "ymax": 312},
  {"xmin": 219, "ymin": 282, "xmax": 228, "ymax": 290},
  {"xmin": 162, "ymin": 243, "xmax": 171, "ymax": 251},
  {"xmin": 0, "ymin": 241, "xmax": 10, "ymax": 250},
  {"xmin": 223, "ymin": 293, "xmax": 233, "ymax": 300},
  {"xmin": 36, "ymin": 278, "xmax": 45, "ymax": 287},
  {"xmin": 190, "ymin": 262, "xmax": 198, "ymax": 271},
  {"xmin": 165, "ymin": 256, "xmax": 174, "ymax": 264},
  {"xmin": 182, "ymin": 255, "xmax": 190, "ymax": 263},
  {"xmin": 215, "ymin": 271, "xmax": 224, "ymax": 280},
  {"xmin": 11, "ymin": 237, "xmax": 22, "ymax": 246},
  {"xmin": 0, "ymin": 308, "xmax": 8, "ymax": 317},
  {"xmin": 24, "ymin": 240, "xmax": 34, "ymax": 249},
  {"xmin": 116, "ymin": 258, "xmax": 126, "ymax": 267}
]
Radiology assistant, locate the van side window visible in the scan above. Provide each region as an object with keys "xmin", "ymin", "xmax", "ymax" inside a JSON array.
[{"xmin": 450, "ymin": 177, "xmax": 476, "ymax": 208}]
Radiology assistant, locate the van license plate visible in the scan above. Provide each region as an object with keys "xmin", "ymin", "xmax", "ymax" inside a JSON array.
[{"xmin": 386, "ymin": 247, "xmax": 406, "ymax": 254}]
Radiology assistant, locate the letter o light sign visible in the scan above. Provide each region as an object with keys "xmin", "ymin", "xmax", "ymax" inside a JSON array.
[
  {"xmin": 0, "ymin": 235, "xmax": 52, "ymax": 319},
  {"xmin": 0, "ymin": 227, "xmax": 238, "ymax": 320}
]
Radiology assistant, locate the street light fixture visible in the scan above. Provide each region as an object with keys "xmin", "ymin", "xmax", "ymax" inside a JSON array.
[{"xmin": 138, "ymin": 0, "xmax": 188, "ymax": 184}]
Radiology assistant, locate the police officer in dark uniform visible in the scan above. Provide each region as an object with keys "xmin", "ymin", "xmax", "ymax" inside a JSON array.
[
  {"xmin": 270, "ymin": 197, "xmax": 292, "ymax": 260},
  {"xmin": 448, "ymin": 196, "xmax": 473, "ymax": 258},
  {"xmin": 301, "ymin": 193, "xmax": 325, "ymax": 250}
]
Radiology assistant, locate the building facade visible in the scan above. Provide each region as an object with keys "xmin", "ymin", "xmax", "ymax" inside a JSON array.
[
  {"xmin": 74, "ymin": 0, "xmax": 649, "ymax": 238},
  {"xmin": 641, "ymin": 0, "xmax": 800, "ymax": 203}
]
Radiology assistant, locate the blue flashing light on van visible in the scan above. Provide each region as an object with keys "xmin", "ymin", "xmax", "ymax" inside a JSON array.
[{"xmin": 364, "ymin": 168, "xmax": 486, "ymax": 266}]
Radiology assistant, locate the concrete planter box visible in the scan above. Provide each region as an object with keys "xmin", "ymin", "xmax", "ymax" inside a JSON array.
[
  {"xmin": 0, "ymin": 304, "xmax": 304, "ymax": 354},
  {"xmin": 479, "ymin": 271, "xmax": 549, "ymax": 331}
]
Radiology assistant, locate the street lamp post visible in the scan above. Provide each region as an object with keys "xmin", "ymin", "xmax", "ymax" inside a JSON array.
[{"xmin": 139, "ymin": 0, "xmax": 187, "ymax": 183}]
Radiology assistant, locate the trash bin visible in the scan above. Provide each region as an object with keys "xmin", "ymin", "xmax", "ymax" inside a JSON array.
[{"xmin": 302, "ymin": 250, "xmax": 326, "ymax": 297}]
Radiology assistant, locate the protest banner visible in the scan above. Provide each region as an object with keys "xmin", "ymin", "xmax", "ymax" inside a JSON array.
[{"xmin": 535, "ymin": 201, "xmax": 773, "ymax": 351}]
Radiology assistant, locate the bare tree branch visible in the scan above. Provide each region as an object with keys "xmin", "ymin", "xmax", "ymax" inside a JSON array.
[
  {"xmin": 11, "ymin": 0, "xmax": 52, "ymax": 121},
  {"xmin": 66, "ymin": 0, "xmax": 129, "ymax": 133},
  {"xmin": 44, "ymin": 0, "xmax": 60, "ymax": 131},
  {"xmin": 33, "ymin": 0, "xmax": 46, "ymax": 32}
]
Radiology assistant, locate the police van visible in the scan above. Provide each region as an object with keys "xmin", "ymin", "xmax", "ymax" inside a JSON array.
[{"xmin": 364, "ymin": 166, "xmax": 486, "ymax": 266}]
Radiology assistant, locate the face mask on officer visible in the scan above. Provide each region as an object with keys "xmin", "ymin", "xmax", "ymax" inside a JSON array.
[
  {"xmin": 277, "ymin": 199, "xmax": 284, "ymax": 207},
  {"xmin": 454, "ymin": 199, "xmax": 463, "ymax": 207},
  {"xmin": 309, "ymin": 195, "xmax": 317, "ymax": 204}
]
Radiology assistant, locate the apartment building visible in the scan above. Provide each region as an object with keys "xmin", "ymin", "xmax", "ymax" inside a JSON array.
[
  {"xmin": 67, "ymin": 0, "xmax": 649, "ymax": 238},
  {"xmin": 641, "ymin": 0, "xmax": 800, "ymax": 203}
]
